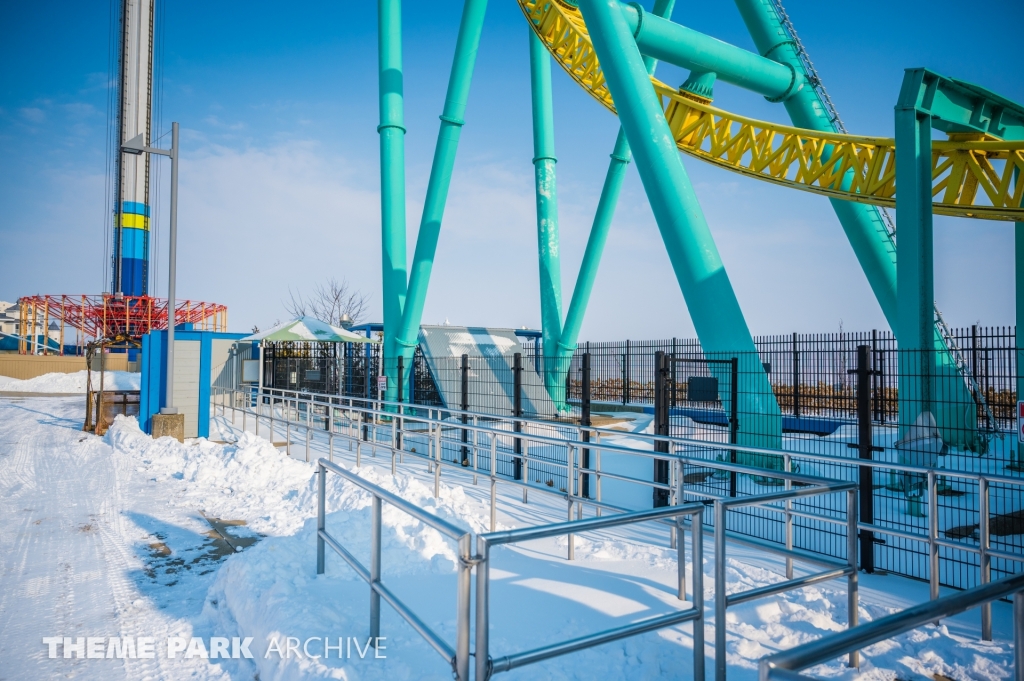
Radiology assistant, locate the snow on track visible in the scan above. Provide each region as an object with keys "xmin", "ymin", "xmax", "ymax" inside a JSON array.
[{"xmin": 0, "ymin": 395, "xmax": 1018, "ymax": 680}]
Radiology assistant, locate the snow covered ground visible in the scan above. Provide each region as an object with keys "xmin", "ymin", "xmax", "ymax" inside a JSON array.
[
  {"xmin": 0, "ymin": 369, "xmax": 140, "ymax": 393},
  {"xmin": 0, "ymin": 394, "xmax": 1018, "ymax": 680}
]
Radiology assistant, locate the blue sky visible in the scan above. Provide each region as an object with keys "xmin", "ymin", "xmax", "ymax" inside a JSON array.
[{"xmin": 1, "ymin": 0, "xmax": 1022, "ymax": 340}]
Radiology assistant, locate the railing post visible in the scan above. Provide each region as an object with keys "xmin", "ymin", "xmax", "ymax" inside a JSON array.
[
  {"xmin": 846, "ymin": 488, "xmax": 860, "ymax": 668},
  {"xmin": 370, "ymin": 494, "xmax": 382, "ymax": 642},
  {"xmin": 513, "ymin": 352, "xmax": 523, "ymax": 480},
  {"xmin": 475, "ymin": 537, "xmax": 491, "ymax": 681},
  {"xmin": 784, "ymin": 453, "xmax": 793, "ymax": 580},
  {"xmin": 729, "ymin": 357, "xmax": 738, "ymax": 498},
  {"xmin": 654, "ymin": 351, "xmax": 670, "ymax": 507},
  {"xmin": 581, "ymin": 352, "xmax": 592, "ymax": 498},
  {"xmin": 455, "ymin": 534, "xmax": 471, "ymax": 681},
  {"xmin": 1014, "ymin": 590, "xmax": 1023, "ymax": 681},
  {"xmin": 928, "ymin": 469, "xmax": 939, "ymax": 600},
  {"xmin": 461, "ymin": 354, "xmax": 469, "ymax": 465},
  {"xmin": 854, "ymin": 345, "xmax": 876, "ymax": 572},
  {"xmin": 980, "ymin": 476, "xmax": 992, "ymax": 640},
  {"xmin": 714, "ymin": 500, "xmax": 727, "ymax": 681},
  {"xmin": 693, "ymin": 509, "xmax": 705, "ymax": 681},
  {"xmin": 316, "ymin": 462, "xmax": 326, "ymax": 575}
]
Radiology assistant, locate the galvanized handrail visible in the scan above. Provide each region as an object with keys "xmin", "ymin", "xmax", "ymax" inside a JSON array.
[
  {"xmin": 475, "ymin": 503, "xmax": 707, "ymax": 681},
  {"xmin": 711, "ymin": 482, "xmax": 860, "ymax": 681},
  {"xmin": 759, "ymin": 571, "xmax": 1024, "ymax": 681},
  {"xmin": 315, "ymin": 458, "xmax": 472, "ymax": 681},
  {"xmin": 214, "ymin": 385, "xmax": 1024, "ymax": 641}
]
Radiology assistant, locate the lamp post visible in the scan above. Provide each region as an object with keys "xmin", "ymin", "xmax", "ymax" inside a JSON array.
[{"xmin": 122, "ymin": 121, "xmax": 179, "ymax": 415}]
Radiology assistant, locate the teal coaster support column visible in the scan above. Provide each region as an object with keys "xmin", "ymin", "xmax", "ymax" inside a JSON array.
[
  {"xmin": 555, "ymin": 0, "xmax": 676, "ymax": 368},
  {"xmin": 379, "ymin": 0, "xmax": 408, "ymax": 401},
  {"xmin": 394, "ymin": 0, "xmax": 489, "ymax": 374},
  {"xmin": 1017, "ymin": 219, "xmax": 1024, "ymax": 443},
  {"xmin": 734, "ymin": 0, "xmax": 981, "ymax": 450},
  {"xmin": 895, "ymin": 71, "xmax": 936, "ymax": 432},
  {"xmin": 528, "ymin": 29, "xmax": 565, "ymax": 406},
  {"xmin": 578, "ymin": 0, "xmax": 781, "ymax": 449}
]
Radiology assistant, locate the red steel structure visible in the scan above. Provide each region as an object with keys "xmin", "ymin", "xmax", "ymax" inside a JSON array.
[{"xmin": 17, "ymin": 294, "xmax": 227, "ymax": 355}]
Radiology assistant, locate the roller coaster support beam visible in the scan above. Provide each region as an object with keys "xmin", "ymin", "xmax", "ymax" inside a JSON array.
[
  {"xmin": 1018, "ymin": 217, "xmax": 1024, "ymax": 400},
  {"xmin": 557, "ymin": 0, "xmax": 676, "ymax": 369},
  {"xmin": 895, "ymin": 68, "xmax": 1024, "ymax": 440},
  {"xmin": 528, "ymin": 29, "xmax": 565, "ymax": 404},
  {"xmin": 393, "ymin": 0, "xmax": 488, "ymax": 379},
  {"xmin": 578, "ymin": 0, "xmax": 782, "ymax": 449},
  {"xmin": 733, "ymin": 0, "xmax": 899, "ymax": 329},
  {"xmin": 733, "ymin": 0, "xmax": 983, "ymax": 450},
  {"xmin": 895, "ymin": 71, "xmax": 937, "ymax": 424},
  {"xmin": 617, "ymin": 2, "xmax": 799, "ymax": 102},
  {"xmin": 379, "ymin": 0, "xmax": 408, "ymax": 399}
]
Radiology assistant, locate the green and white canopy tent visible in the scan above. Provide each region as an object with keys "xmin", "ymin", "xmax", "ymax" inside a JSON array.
[{"xmin": 241, "ymin": 317, "xmax": 377, "ymax": 344}]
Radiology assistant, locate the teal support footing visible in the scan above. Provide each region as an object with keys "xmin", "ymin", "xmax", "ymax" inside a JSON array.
[
  {"xmin": 379, "ymin": 0, "xmax": 408, "ymax": 401},
  {"xmin": 578, "ymin": 0, "xmax": 781, "ymax": 450},
  {"xmin": 556, "ymin": 0, "xmax": 675, "ymax": 365},
  {"xmin": 528, "ymin": 29, "xmax": 565, "ymax": 406},
  {"xmin": 394, "ymin": 0, "xmax": 489, "ymax": 375}
]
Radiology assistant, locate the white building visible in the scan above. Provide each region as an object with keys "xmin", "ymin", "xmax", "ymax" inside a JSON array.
[{"xmin": 0, "ymin": 300, "xmax": 60, "ymax": 353}]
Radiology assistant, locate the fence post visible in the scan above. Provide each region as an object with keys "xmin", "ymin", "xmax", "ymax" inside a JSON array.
[
  {"xmin": 370, "ymin": 494, "xmax": 382, "ymax": 641},
  {"xmin": 581, "ymin": 352, "xmax": 592, "ymax": 498},
  {"xmin": 853, "ymin": 344, "xmax": 876, "ymax": 573},
  {"xmin": 714, "ymin": 499, "xmax": 727, "ymax": 681},
  {"xmin": 475, "ymin": 538, "xmax": 491, "ymax": 681},
  {"xmin": 729, "ymin": 357, "xmax": 738, "ymax": 498},
  {"xmin": 461, "ymin": 354, "xmax": 469, "ymax": 465},
  {"xmin": 513, "ymin": 352, "xmax": 523, "ymax": 480},
  {"xmin": 654, "ymin": 351, "xmax": 670, "ymax": 507},
  {"xmin": 623, "ymin": 339, "xmax": 631, "ymax": 404},
  {"xmin": 792, "ymin": 331, "xmax": 800, "ymax": 418},
  {"xmin": 316, "ymin": 463, "xmax": 325, "ymax": 575},
  {"xmin": 396, "ymin": 355, "xmax": 404, "ymax": 451}
]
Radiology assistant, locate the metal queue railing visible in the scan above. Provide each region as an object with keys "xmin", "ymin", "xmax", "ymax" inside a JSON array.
[
  {"xmin": 475, "ymin": 503, "xmax": 706, "ymax": 681},
  {"xmin": 760, "ymin": 571, "xmax": 1024, "ymax": 681},
  {"xmin": 315, "ymin": 458, "xmax": 472, "ymax": 680},
  {"xmin": 213, "ymin": 386, "xmax": 1023, "ymax": 669},
  {"xmin": 710, "ymin": 482, "xmax": 859, "ymax": 681}
]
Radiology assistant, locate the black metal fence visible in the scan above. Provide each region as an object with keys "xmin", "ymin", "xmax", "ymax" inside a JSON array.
[{"xmin": 257, "ymin": 327, "xmax": 1021, "ymax": 591}]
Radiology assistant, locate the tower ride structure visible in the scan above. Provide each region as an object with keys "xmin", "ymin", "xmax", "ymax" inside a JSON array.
[
  {"xmin": 18, "ymin": 0, "xmax": 226, "ymax": 352},
  {"xmin": 113, "ymin": 0, "xmax": 156, "ymax": 297},
  {"xmin": 377, "ymin": 0, "xmax": 1024, "ymax": 455}
]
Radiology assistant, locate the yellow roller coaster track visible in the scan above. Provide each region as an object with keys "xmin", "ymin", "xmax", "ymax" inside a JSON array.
[{"xmin": 520, "ymin": 0, "xmax": 1024, "ymax": 222}]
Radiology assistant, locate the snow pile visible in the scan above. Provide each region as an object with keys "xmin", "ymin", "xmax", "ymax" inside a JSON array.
[
  {"xmin": 0, "ymin": 369, "xmax": 140, "ymax": 393},
  {"xmin": 102, "ymin": 415, "xmax": 494, "ymax": 679}
]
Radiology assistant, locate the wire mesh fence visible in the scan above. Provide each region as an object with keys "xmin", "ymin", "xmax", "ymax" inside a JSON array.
[{"xmin": 255, "ymin": 327, "xmax": 1021, "ymax": 590}]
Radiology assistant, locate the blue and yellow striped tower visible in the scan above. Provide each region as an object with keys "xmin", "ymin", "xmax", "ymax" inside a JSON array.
[
  {"xmin": 119, "ymin": 201, "xmax": 150, "ymax": 295},
  {"xmin": 112, "ymin": 0, "xmax": 155, "ymax": 297}
]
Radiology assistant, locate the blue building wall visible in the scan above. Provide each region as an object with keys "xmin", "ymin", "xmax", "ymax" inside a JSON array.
[{"xmin": 140, "ymin": 326, "xmax": 247, "ymax": 438}]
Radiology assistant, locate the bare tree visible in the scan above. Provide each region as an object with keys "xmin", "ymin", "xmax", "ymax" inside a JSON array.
[{"xmin": 284, "ymin": 278, "xmax": 369, "ymax": 328}]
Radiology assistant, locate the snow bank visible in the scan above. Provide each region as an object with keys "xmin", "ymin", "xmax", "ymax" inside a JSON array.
[{"xmin": 0, "ymin": 369, "xmax": 140, "ymax": 393}]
